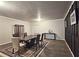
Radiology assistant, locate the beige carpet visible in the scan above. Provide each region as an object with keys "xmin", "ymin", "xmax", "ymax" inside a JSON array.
[
  {"xmin": 38, "ymin": 40, "xmax": 73, "ymax": 57},
  {"xmin": 0, "ymin": 40, "xmax": 72, "ymax": 57}
]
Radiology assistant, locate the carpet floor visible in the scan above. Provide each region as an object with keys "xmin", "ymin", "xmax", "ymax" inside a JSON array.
[
  {"xmin": 38, "ymin": 40, "xmax": 72, "ymax": 57},
  {"xmin": 0, "ymin": 40, "xmax": 72, "ymax": 57}
]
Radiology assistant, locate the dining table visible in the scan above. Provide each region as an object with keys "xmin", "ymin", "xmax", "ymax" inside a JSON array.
[
  {"xmin": 24, "ymin": 35, "xmax": 37, "ymax": 41},
  {"xmin": 20, "ymin": 35, "xmax": 38, "ymax": 50}
]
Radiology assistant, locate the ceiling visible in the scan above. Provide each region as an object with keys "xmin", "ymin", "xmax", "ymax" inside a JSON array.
[{"xmin": 0, "ymin": 1, "xmax": 72, "ymax": 21}]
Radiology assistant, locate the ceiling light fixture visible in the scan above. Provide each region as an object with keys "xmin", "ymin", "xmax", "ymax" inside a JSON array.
[{"xmin": 36, "ymin": 9, "xmax": 42, "ymax": 21}]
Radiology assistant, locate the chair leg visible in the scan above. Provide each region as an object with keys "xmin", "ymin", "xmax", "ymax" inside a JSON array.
[
  {"xmin": 35, "ymin": 44, "xmax": 37, "ymax": 50},
  {"xmin": 41, "ymin": 41, "xmax": 44, "ymax": 47},
  {"xmin": 36, "ymin": 43, "xmax": 40, "ymax": 51},
  {"xmin": 17, "ymin": 50, "xmax": 20, "ymax": 56},
  {"xmin": 12, "ymin": 48, "xmax": 20, "ymax": 56},
  {"xmin": 12, "ymin": 48, "xmax": 14, "ymax": 54},
  {"xmin": 41, "ymin": 41, "xmax": 42, "ymax": 47}
]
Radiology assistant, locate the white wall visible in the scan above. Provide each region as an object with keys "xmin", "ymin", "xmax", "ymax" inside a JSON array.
[
  {"xmin": 0, "ymin": 15, "xmax": 65, "ymax": 45},
  {"xmin": 0, "ymin": 16, "xmax": 31, "ymax": 45},
  {"xmin": 31, "ymin": 19, "xmax": 65, "ymax": 40}
]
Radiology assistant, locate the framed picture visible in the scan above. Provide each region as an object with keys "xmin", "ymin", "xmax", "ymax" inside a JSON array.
[{"xmin": 70, "ymin": 10, "xmax": 76, "ymax": 25}]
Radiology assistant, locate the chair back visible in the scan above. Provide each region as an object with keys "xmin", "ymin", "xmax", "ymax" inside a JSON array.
[
  {"xmin": 12, "ymin": 37, "xmax": 20, "ymax": 53},
  {"xmin": 36, "ymin": 34, "xmax": 40, "ymax": 44},
  {"xmin": 41, "ymin": 33, "xmax": 44, "ymax": 41},
  {"xmin": 24, "ymin": 32, "xmax": 27, "ymax": 38}
]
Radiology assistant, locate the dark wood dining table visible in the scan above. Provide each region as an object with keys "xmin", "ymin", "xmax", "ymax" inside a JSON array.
[
  {"xmin": 20, "ymin": 35, "xmax": 38, "ymax": 50},
  {"xmin": 24, "ymin": 35, "xmax": 37, "ymax": 41}
]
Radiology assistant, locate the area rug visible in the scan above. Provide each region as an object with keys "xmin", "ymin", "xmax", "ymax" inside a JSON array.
[{"xmin": 0, "ymin": 41, "xmax": 48, "ymax": 57}]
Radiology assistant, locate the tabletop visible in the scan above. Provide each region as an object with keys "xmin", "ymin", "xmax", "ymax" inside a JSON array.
[{"xmin": 23, "ymin": 35, "xmax": 37, "ymax": 41}]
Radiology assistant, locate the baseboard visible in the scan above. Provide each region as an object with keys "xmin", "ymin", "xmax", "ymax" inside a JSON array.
[
  {"xmin": 54, "ymin": 38, "xmax": 65, "ymax": 40},
  {"xmin": 0, "ymin": 42, "xmax": 11, "ymax": 45},
  {"xmin": 64, "ymin": 40, "xmax": 74, "ymax": 57}
]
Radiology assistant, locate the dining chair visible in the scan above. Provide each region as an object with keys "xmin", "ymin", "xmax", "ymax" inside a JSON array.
[
  {"xmin": 39, "ymin": 33, "xmax": 44, "ymax": 47},
  {"xmin": 35, "ymin": 34, "xmax": 40, "ymax": 50},
  {"xmin": 11, "ymin": 37, "xmax": 25, "ymax": 56},
  {"xmin": 27, "ymin": 38, "xmax": 35, "ymax": 48},
  {"xmin": 24, "ymin": 32, "xmax": 27, "ymax": 38},
  {"xmin": 19, "ymin": 32, "xmax": 27, "ymax": 44}
]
